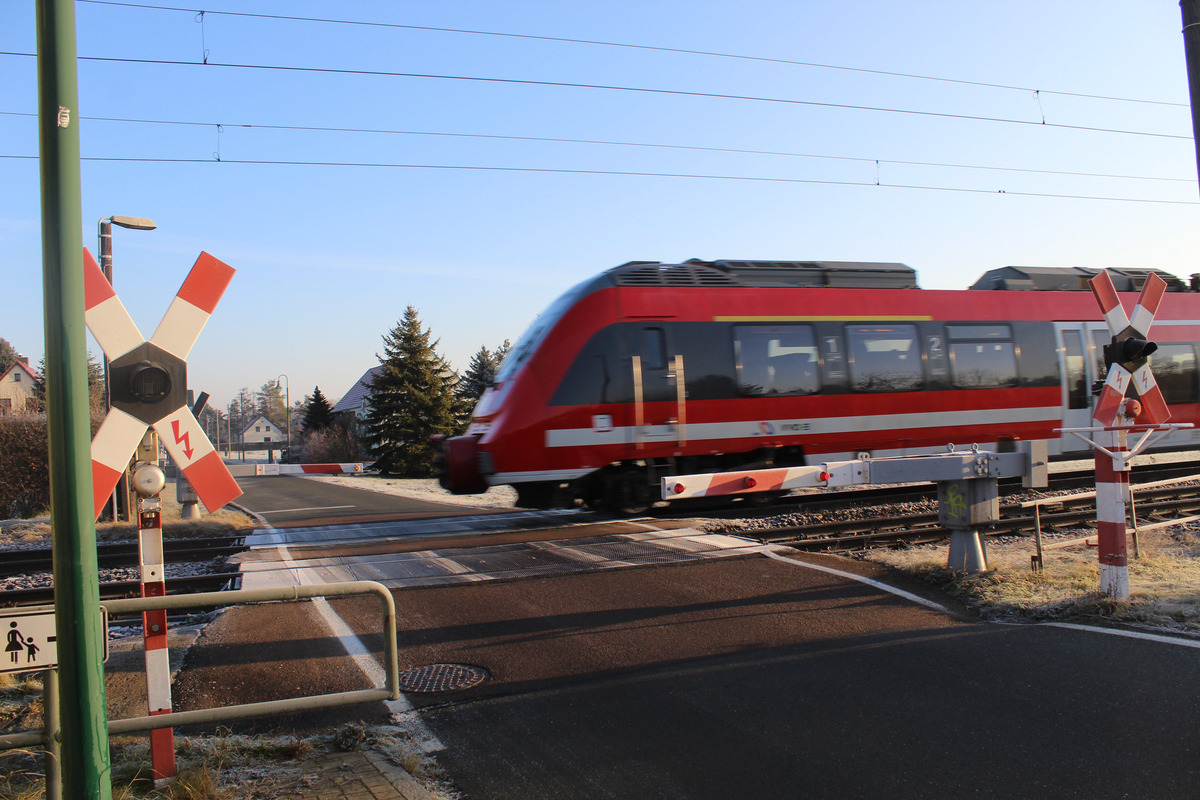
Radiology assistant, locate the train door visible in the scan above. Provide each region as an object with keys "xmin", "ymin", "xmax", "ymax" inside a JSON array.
[
  {"xmin": 630, "ymin": 325, "xmax": 686, "ymax": 449},
  {"xmin": 1055, "ymin": 322, "xmax": 1100, "ymax": 453}
]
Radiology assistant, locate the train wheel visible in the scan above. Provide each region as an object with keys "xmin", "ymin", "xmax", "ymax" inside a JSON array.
[
  {"xmin": 606, "ymin": 477, "xmax": 654, "ymax": 517},
  {"xmin": 514, "ymin": 482, "xmax": 563, "ymax": 510}
]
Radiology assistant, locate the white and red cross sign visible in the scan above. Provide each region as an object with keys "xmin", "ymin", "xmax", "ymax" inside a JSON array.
[
  {"xmin": 1088, "ymin": 270, "xmax": 1170, "ymax": 427},
  {"xmin": 84, "ymin": 247, "xmax": 242, "ymax": 518}
]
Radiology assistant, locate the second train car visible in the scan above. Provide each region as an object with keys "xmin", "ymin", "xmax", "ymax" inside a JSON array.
[{"xmin": 437, "ymin": 259, "xmax": 1200, "ymax": 512}]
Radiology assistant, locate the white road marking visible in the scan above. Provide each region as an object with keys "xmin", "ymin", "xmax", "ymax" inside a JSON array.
[
  {"xmin": 1042, "ymin": 622, "xmax": 1200, "ymax": 649},
  {"xmin": 761, "ymin": 547, "xmax": 953, "ymax": 614},
  {"xmin": 241, "ymin": 522, "xmax": 445, "ymax": 753},
  {"xmin": 764, "ymin": 548, "xmax": 1200, "ymax": 650},
  {"xmin": 255, "ymin": 505, "xmax": 356, "ymax": 514}
]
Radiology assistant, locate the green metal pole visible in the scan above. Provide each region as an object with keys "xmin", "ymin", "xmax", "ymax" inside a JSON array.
[{"xmin": 36, "ymin": 0, "xmax": 113, "ymax": 797}]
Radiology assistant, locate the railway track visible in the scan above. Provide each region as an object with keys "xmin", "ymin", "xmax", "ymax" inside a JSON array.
[
  {"xmin": 0, "ymin": 571, "xmax": 243, "ymax": 610},
  {"xmin": 0, "ymin": 535, "xmax": 248, "ymax": 609},
  {"xmin": 0, "ymin": 535, "xmax": 247, "ymax": 578},
  {"xmin": 749, "ymin": 479, "xmax": 1200, "ymax": 552},
  {"xmin": 2, "ymin": 459, "xmax": 1197, "ymax": 607}
]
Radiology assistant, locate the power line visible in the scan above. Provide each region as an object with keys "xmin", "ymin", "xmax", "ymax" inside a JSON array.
[
  {"xmin": 0, "ymin": 109, "xmax": 1190, "ymax": 185},
  {"xmin": 1, "ymin": 152, "xmax": 1194, "ymax": 206},
  {"xmin": 78, "ymin": 0, "xmax": 1189, "ymax": 109},
  {"xmin": 0, "ymin": 50, "xmax": 1190, "ymax": 141}
]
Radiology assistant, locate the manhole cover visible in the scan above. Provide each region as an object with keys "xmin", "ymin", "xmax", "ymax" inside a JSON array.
[{"xmin": 397, "ymin": 663, "xmax": 490, "ymax": 693}]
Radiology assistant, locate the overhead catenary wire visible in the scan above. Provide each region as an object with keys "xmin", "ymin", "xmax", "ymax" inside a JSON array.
[
  {"xmin": 0, "ymin": 7, "xmax": 1193, "ymax": 207},
  {"xmin": 0, "ymin": 109, "xmax": 1191, "ymax": 185},
  {"xmin": 0, "ymin": 152, "xmax": 1195, "ymax": 206},
  {"xmin": 0, "ymin": 50, "xmax": 1191, "ymax": 142},
  {"xmin": 77, "ymin": 0, "xmax": 1190, "ymax": 109}
]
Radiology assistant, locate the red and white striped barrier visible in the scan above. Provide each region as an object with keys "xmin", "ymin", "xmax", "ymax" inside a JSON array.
[
  {"xmin": 227, "ymin": 463, "xmax": 366, "ymax": 478},
  {"xmin": 664, "ymin": 465, "xmax": 827, "ymax": 500},
  {"xmin": 663, "ymin": 460, "xmax": 871, "ymax": 500}
]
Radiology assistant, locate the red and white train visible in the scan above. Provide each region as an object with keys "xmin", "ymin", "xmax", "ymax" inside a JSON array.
[{"xmin": 437, "ymin": 259, "xmax": 1200, "ymax": 512}]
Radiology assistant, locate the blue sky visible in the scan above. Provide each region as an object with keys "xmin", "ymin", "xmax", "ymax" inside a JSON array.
[{"xmin": 2, "ymin": 1, "xmax": 1198, "ymax": 412}]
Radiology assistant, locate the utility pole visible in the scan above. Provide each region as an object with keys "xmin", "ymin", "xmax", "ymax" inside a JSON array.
[
  {"xmin": 1182, "ymin": 1, "xmax": 1200, "ymax": 191},
  {"xmin": 36, "ymin": 0, "xmax": 113, "ymax": 796}
]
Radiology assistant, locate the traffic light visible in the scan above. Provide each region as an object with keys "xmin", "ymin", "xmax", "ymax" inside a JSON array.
[{"xmin": 1103, "ymin": 335, "xmax": 1157, "ymax": 374}]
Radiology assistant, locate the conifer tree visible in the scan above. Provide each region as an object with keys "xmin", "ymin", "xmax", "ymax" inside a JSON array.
[
  {"xmin": 303, "ymin": 386, "xmax": 336, "ymax": 432},
  {"xmin": 364, "ymin": 306, "xmax": 460, "ymax": 476},
  {"xmin": 34, "ymin": 352, "xmax": 104, "ymax": 412},
  {"xmin": 457, "ymin": 345, "xmax": 495, "ymax": 406},
  {"xmin": 457, "ymin": 339, "xmax": 513, "ymax": 407}
]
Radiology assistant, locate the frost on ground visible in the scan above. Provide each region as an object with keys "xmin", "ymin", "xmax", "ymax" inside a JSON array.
[
  {"xmin": 300, "ymin": 473, "xmax": 519, "ymax": 508},
  {"xmin": 860, "ymin": 524, "xmax": 1200, "ymax": 635}
]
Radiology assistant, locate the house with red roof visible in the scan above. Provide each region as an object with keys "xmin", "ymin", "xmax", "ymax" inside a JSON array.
[{"xmin": 0, "ymin": 358, "xmax": 39, "ymax": 415}]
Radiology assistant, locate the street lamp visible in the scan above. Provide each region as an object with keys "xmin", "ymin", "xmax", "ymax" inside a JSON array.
[
  {"xmin": 99, "ymin": 215, "xmax": 157, "ymax": 282},
  {"xmin": 276, "ymin": 373, "xmax": 290, "ymax": 462},
  {"xmin": 98, "ymin": 214, "xmax": 157, "ymax": 521}
]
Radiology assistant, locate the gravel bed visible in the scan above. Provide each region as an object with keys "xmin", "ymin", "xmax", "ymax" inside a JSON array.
[
  {"xmin": 0, "ymin": 558, "xmax": 226, "ymax": 592},
  {"xmin": 701, "ymin": 497, "xmax": 939, "ymax": 535}
]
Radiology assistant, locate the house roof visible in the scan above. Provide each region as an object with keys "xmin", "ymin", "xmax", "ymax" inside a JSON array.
[
  {"xmin": 332, "ymin": 366, "xmax": 382, "ymax": 414},
  {"xmin": 0, "ymin": 360, "xmax": 39, "ymax": 384},
  {"xmin": 240, "ymin": 413, "xmax": 282, "ymax": 435}
]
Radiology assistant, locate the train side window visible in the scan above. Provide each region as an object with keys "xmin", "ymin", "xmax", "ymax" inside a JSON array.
[
  {"xmin": 734, "ymin": 325, "xmax": 819, "ymax": 395},
  {"xmin": 1153, "ymin": 343, "xmax": 1198, "ymax": 405},
  {"xmin": 821, "ymin": 335, "xmax": 847, "ymax": 384},
  {"xmin": 641, "ymin": 328, "xmax": 668, "ymax": 371},
  {"xmin": 1093, "ymin": 330, "xmax": 1109, "ymax": 379},
  {"xmin": 947, "ymin": 325, "xmax": 1018, "ymax": 388},
  {"xmin": 1063, "ymin": 331, "xmax": 1088, "ymax": 409},
  {"xmin": 846, "ymin": 324, "xmax": 922, "ymax": 392}
]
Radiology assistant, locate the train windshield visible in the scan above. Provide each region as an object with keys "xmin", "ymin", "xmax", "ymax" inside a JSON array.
[{"xmin": 495, "ymin": 281, "xmax": 591, "ymax": 382}]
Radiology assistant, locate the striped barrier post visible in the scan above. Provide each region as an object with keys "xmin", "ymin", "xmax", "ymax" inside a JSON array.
[
  {"xmin": 83, "ymin": 247, "xmax": 243, "ymax": 780},
  {"xmin": 132, "ymin": 455, "xmax": 175, "ymax": 783},
  {"xmin": 1088, "ymin": 271, "xmax": 1170, "ymax": 600},
  {"xmin": 1094, "ymin": 406, "xmax": 1135, "ymax": 599}
]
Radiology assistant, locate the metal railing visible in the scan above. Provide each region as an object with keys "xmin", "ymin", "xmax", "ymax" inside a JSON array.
[
  {"xmin": 1024, "ymin": 473, "xmax": 1200, "ymax": 569},
  {"xmin": 0, "ymin": 580, "xmax": 398, "ymax": 796}
]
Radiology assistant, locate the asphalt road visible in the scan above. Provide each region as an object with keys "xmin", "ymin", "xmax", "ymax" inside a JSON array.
[
  {"xmin": 167, "ymin": 533, "xmax": 1200, "ymax": 800},
  {"xmin": 366, "ymin": 553, "xmax": 1200, "ymax": 800},
  {"xmin": 231, "ymin": 475, "xmax": 505, "ymax": 527}
]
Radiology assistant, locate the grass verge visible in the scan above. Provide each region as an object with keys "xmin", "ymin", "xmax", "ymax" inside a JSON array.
[
  {"xmin": 862, "ymin": 523, "xmax": 1200, "ymax": 634},
  {"xmin": 1, "ymin": 721, "xmax": 457, "ymax": 799}
]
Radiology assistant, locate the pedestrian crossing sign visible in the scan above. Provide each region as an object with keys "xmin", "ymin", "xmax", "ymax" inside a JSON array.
[{"xmin": 1, "ymin": 607, "xmax": 108, "ymax": 674}]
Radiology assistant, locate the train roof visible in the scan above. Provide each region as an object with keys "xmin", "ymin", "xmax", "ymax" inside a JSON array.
[
  {"xmin": 602, "ymin": 259, "xmax": 918, "ymax": 289},
  {"xmin": 591, "ymin": 260, "xmax": 1190, "ymax": 293},
  {"xmin": 970, "ymin": 266, "xmax": 1188, "ymax": 292}
]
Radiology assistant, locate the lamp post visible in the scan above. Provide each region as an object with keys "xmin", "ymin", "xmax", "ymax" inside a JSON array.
[
  {"xmin": 276, "ymin": 373, "xmax": 290, "ymax": 462},
  {"xmin": 98, "ymin": 214, "xmax": 156, "ymax": 521}
]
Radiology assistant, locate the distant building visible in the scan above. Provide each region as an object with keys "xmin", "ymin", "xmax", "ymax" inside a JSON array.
[
  {"xmin": 332, "ymin": 366, "xmax": 382, "ymax": 429},
  {"xmin": 241, "ymin": 413, "xmax": 285, "ymax": 445},
  {"xmin": 0, "ymin": 358, "xmax": 39, "ymax": 415}
]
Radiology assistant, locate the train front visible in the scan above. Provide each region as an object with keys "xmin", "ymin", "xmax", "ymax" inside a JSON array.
[{"xmin": 436, "ymin": 275, "xmax": 608, "ymax": 502}]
